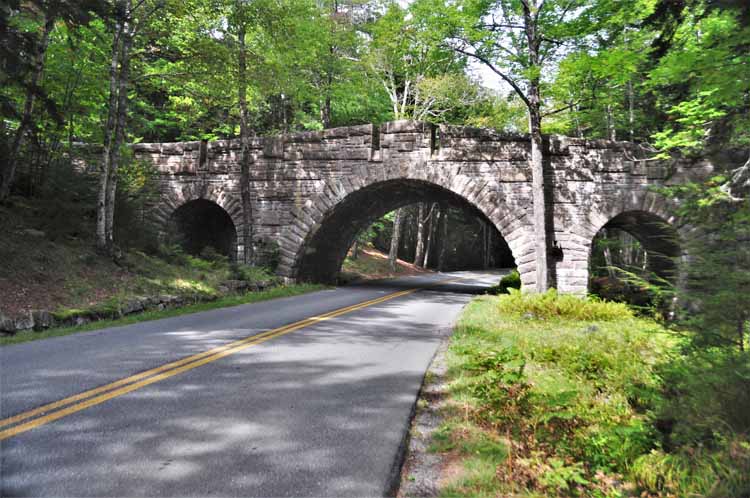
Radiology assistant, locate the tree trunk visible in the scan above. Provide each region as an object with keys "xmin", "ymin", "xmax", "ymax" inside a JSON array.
[
  {"xmin": 0, "ymin": 14, "xmax": 54, "ymax": 202},
  {"xmin": 437, "ymin": 204, "xmax": 448, "ymax": 272},
  {"xmin": 627, "ymin": 80, "xmax": 635, "ymax": 142},
  {"xmin": 606, "ymin": 103, "xmax": 616, "ymax": 141},
  {"xmin": 388, "ymin": 208, "xmax": 403, "ymax": 271},
  {"xmin": 423, "ymin": 203, "xmax": 437, "ymax": 268},
  {"xmin": 523, "ymin": 1, "xmax": 549, "ymax": 292},
  {"xmin": 529, "ymin": 107, "xmax": 549, "ymax": 291},
  {"xmin": 601, "ymin": 228, "xmax": 616, "ymax": 278},
  {"xmin": 97, "ymin": 3, "xmax": 125, "ymax": 252},
  {"xmin": 413, "ymin": 203, "xmax": 426, "ymax": 267},
  {"xmin": 238, "ymin": 14, "xmax": 254, "ymax": 265},
  {"xmin": 351, "ymin": 239, "xmax": 359, "ymax": 260},
  {"xmin": 105, "ymin": 8, "xmax": 133, "ymax": 252},
  {"xmin": 321, "ymin": 69, "xmax": 332, "ymax": 128}
]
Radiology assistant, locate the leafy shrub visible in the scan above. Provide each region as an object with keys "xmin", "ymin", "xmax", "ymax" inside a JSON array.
[
  {"xmin": 157, "ymin": 244, "xmax": 190, "ymax": 265},
  {"xmin": 486, "ymin": 269, "xmax": 521, "ymax": 294},
  {"xmin": 499, "ymin": 269, "xmax": 521, "ymax": 290},
  {"xmin": 198, "ymin": 245, "xmax": 226, "ymax": 262},
  {"xmin": 656, "ymin": 349, "xmax": 750, "ymax": 448},
  {"xmin": 497, "ymin": 288, "xmax": 634, "ymax": 321},
  {"xmin": 632, "ymin": 436, "xmax": 750, "ymax": 497},
  {"xmin": 230, "ymin": 263, "xmax": 276, "ymax": 283}
]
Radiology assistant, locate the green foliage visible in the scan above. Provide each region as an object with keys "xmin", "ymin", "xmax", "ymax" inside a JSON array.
[
  {"xmin": 440, "ymin": 293, "xmax": 672, "ymax": 496},
  {"xmin": 648, "ymin": 6, "xmax": 750, "ymax": 152},
  {"xmin": 498, "ymin": 269, "xmax": 520, "ymax": 292},
  {"xmin": 632, "ymin": 437, "xmax": 750, "ymax": 498},
  {"xmin": 652, "ymin": 90, "xmax": 728, "ymax": 157},
  {"xmin": 496, "ymin": 289, "xmax": 634, "ymax": 322},
  {"xmin": 485, "ymin": 269, "xmax": 520, "ymax": 295},
  {"xmin": 656, "ymin": 349, "xmax": 750, "ymax": 447},
  {"xmin": 230, "ymin": 263, "xmax": 276, "ymax": 283},
  {"xmin": 437, "ymin": 281, "xmax": 750, "ymax": 497},
  {"xmin": 659, "ymin": 177, "xmax": 750, "ymax": 352}
]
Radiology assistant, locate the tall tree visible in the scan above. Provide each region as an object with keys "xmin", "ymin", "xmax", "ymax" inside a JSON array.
[
  {"xmin": 232, "ymin": 1, "xmax": 255, "ymax": 264},
  {"xmin": 421, "ymin": 0, "xmax": 652, "ymax": 290},
  {"xmin": 365, "ymin": 1, "xmax": 469, "ymax": 121},
  {"xmin": 0, "ymin": 12, "xmax": 54, "ymax": 202},
  {"xmin": 97, "ymin": 0, "xmax": 132, "ymax": 253},
  {"xmin": 0, "ymin": 0, "xmax": 103, "ymax": 202}
]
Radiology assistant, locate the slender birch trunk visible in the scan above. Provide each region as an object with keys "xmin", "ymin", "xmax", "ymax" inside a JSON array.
[
  {"xmin": 601, "ymin": 229, "xmax": 616, "ymax": 278},
  {"xmin": 105, "ymin": 8, "xmax": 133, "ymax": 252},
  {"xmin": 237, "ymin": 13, "xmax": 254, "ymax": 265},
  {"xmin": 529, "ymin": 105, "xmax": 548, "ymax": 291},
  {"xmin": 606, "ymin": 103, "xmax": 616, "ymax": 141},
  {"xmin": 97, "ymin": 4, "xmax": 125, "ymax": 252}
]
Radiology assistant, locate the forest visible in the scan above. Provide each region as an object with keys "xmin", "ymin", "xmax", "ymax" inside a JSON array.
[{"xmin": 1, "ymin": 0, "xmax": 749, "ymax": 495}]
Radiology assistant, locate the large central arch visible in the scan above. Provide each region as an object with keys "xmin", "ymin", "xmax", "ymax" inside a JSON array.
[{"xmin": 279, "ymin": 173, "xmax": 532, "ymax": 284}]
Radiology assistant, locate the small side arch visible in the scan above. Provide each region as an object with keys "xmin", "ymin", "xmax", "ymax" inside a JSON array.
[
  {"xmin": 589, "ymin": 209, "xmax": 683, "ymax": 284},
  {"xmin": 153, "ymin": 181, "xmax": 245, "ymax": 260}
]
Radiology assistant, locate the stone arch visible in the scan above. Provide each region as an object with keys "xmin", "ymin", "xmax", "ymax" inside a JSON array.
[
  {"xmin": 277, "ymin": 163, "xmax": 534, "ymax": 285},
  {"xmin": 582, "ymin": 190, "xmax": 690, "ymax": 287},
  {"xmin": 153, "ymin": 181, "xmax": 245, "ymax": 260}
]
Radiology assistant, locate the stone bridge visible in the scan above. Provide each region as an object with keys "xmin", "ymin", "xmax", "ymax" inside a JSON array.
[{"xmin": 130, "ymin": 120, "xmax": 706, "ymax": 293}]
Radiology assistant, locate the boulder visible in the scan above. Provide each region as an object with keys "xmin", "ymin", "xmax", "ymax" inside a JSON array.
[
  {"xmin": 120, "ymin": 299, "xmax": 145, "ymax": 315},
  {"xmin": 158, "ymin": 294, "xmax": 180, "ymax": 306},
  {"xmin": 31, "ymin": 310, "xmax": 54, "ymax": 330}
]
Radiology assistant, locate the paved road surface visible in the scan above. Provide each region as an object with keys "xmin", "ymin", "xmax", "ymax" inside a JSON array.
[{"xmin": 0, "ymin": 271, "xmax": 501, "ymax": 497}]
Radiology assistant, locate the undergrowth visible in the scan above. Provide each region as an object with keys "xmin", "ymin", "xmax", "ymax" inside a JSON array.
[{"xmin": 435, "ymin": 290, "xmax": 750, "ymax": 497}]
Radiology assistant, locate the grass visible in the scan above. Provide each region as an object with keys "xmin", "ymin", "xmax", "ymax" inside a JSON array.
[{"xmin": 1, "ymin": 283, "xmax": 326, "ymax": 346}]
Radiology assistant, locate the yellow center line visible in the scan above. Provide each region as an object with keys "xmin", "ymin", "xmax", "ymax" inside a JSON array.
[{"xmin": 0, "ymin": 281, "xmax": 453, "ymax": 441}]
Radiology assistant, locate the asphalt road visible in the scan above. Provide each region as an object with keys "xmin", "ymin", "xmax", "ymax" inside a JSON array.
[{"xmin": 0, "ymin": 271, "xmax": 501, "ymax": 497}]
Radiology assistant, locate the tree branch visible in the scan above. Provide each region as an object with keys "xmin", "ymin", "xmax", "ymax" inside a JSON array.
[{"xmin": 452, "ymin": 46, "xmax": 531, "ymax": 109}]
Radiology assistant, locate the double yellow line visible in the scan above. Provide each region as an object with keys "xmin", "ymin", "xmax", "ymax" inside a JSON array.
[{"xmin": 0, "ymin": 286, "xmax": 422, "ymax": 442}]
